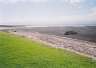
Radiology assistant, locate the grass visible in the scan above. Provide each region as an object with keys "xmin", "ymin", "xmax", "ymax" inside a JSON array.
[{"xmin": 0, "ymin": 32, "xmax": 96, "ymax": 68}]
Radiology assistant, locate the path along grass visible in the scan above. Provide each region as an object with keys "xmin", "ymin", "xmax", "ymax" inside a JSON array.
[{"xmin": 0, "ymin": 32, "xmax": 96, "ymax": 68}]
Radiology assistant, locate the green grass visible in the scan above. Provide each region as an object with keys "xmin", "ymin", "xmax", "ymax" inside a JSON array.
[{"xmin": 0, "ymin": 32, "xmax": 96, "ymax": 68}]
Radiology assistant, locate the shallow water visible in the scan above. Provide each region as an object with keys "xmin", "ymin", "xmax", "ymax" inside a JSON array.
[{"xmin": 15, "ymin": 26, "xmax": 96, "ymax": 43}]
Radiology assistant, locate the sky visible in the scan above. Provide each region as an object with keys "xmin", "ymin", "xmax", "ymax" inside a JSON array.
[{"xmin": 0, "ymin": 0, "xmax": 96, "ymax": 26}]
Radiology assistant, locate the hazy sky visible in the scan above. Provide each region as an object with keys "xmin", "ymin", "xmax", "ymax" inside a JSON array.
[{"xmin": 0, "ymin": 0, "xmax": 96, "ymax": 26}]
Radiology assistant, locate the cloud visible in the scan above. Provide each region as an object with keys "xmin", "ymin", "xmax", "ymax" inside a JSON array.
[
  {"xmin": 86, "ymin": 7, "xmax": 96, "ymax": 21},
  {"xmin": 61, "ymin": 0, "xmax": 85, "ymax": 8},
  {"xmin": 31, "ymin": 0, "xmax": 48, "ymax": 2},
  {"xmin": 0, "ymin": 0, "xmax": 48, "ymax": 3},
  {"xmin": 63, "ymin": 0, "xmax": 84, "ymax": 4},
  {"xmin": 88, "ymin": 7, "xmax": 96, "ymax": 16},
  {"xmin": 0, "ymin": 0, "xmax": 96, "ymax": 26},
  {"xmin": 0, "ymin": 0, "xmax": 85, "ymax": 4},
  {"xmin": 47, "ymin": 7, "xmax": 96, "ymax": 23},
  {"xmin": 69, "ymin": 0, "xmax": 82, "ymax": 3}
]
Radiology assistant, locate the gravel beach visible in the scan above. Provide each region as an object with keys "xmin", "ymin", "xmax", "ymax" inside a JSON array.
[{"xmin": 12, "ymin": 31, "xmax": 96, "ymax": 59}]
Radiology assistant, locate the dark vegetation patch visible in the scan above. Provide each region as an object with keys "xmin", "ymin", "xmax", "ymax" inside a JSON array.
[{"xmin": 64, "ymin": 31, "xmax": 78, "ymax": 35}]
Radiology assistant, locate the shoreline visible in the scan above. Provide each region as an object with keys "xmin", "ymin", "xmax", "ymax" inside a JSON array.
[{"xmin": 11, "ymin": 31, "xmax": 96, "ymax": 59}]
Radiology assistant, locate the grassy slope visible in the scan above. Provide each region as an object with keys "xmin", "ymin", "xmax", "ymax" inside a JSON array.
[{"xmin": 0, "ymin": 32, "xmax": 96, "ymax": 68}]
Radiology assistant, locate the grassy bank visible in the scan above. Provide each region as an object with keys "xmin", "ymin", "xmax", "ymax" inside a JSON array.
[{"xmin": 0, "ymin": 32, "xmax": 96, "ymax": 68}]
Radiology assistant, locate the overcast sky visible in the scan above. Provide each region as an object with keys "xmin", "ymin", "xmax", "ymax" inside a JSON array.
[{"xmin": 0, "ymin": 0, "xmax": 96, "ymax": 26}]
